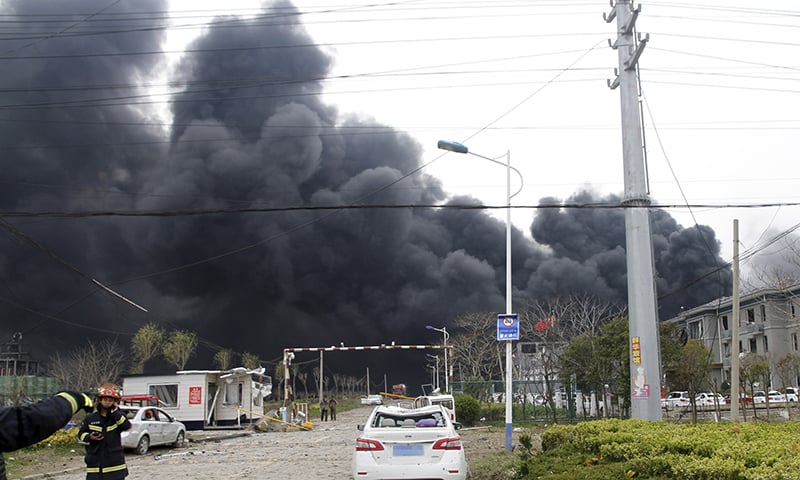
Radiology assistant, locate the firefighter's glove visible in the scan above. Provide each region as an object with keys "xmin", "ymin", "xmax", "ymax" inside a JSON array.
[{"xmin": 58, "ymin": 391, "xmax": 95, "ymax": 413}]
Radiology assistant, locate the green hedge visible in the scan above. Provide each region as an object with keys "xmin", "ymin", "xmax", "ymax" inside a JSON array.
[{"xmin": 529, "ymin": 419, "xmax": 800, "ymax": 479}]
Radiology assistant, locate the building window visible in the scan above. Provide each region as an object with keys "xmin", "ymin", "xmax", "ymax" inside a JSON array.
[
  {"xmin": 749, "ymin": 338, "xmax": 757, "ymax": 353},
  {"xmin": 746, "ymin": 309, "xmax": 755, "ymax": 324},
  {"xmin": 763, "ymin": 336, "xmax": 769, "ymax": 352},
  {"xmin": 723, "ymin": 342, "xmax": 730, "ymax": 358},
  {"xmin": 760, "ymin": 304, "xmax": 766, "ymax": 322},
  {"xmin": 793, "ymin": 333, "xmax": 798, "ymax": 352},
  {"xmin": 148, "ymin": 384, "xmax": 178, "ymax": 408},
  {"xmin": 792, "ymin": 304, "xmax": 797, "ymax": 318},
  {"xmin": 224, "ymin": 382, "xmax": 243, "ymax": 405},
  {"xmin": 689, "ymin": 321, "xmax": 702, "ymax": 339},
  {"xmin": 721, "ymin": 315, "xmax": 728, "ymax": 330}
]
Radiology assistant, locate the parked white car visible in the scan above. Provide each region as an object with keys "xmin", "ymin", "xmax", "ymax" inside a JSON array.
[
  {"xmin": 695, "ymin": 392, "xmax": 726, "ymax": 406},
  {"xmin": 361, "ymin": 394, "xmax": 383, "ymax": 405},
  {"xmin": 752, "ymin": 390, "xmax": 785, "ymax": 404},
  {"xmin": 784, "ymin": 387, "xmax": 798, "ymax": 402},
  {"xmin": 352, "ymin": 404, "xmax": 467, "ymax": 480},
  {"xmin": 661, "ymin": 391, "xmax": 691, "ymax": 409},
  {"xmin": 768, "ymin": 390, "xmax": 786, "ymax": 403},
  {"xmin": 119, "ymin": 406, "xmax": 186, "ymax": 455}
]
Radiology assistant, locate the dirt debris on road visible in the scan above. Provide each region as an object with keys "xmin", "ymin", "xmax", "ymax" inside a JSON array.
[{"xmin": 17, "ymin": 405, "xmax": 509, "ymax": 480}]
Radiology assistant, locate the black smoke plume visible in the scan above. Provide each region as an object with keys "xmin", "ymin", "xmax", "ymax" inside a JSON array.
[{"xmin": 0, "ymin": 1, "xmax": 730, "ymax": 387}]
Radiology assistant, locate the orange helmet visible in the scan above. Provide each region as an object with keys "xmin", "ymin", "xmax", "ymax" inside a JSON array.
[{"xmin": 96, "ymin": 383, "xmax": 121, "ymax": 401}]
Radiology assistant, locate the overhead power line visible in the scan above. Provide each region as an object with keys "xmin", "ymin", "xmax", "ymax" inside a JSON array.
[{"xmin": 2, "ymin": 201, "xmax": 800, "ymax": 219}]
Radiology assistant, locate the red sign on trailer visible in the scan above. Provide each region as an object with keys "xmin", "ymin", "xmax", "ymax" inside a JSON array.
[{"xmin": 189, "ymin": 386, "xmax": 202, "ymax": 404}]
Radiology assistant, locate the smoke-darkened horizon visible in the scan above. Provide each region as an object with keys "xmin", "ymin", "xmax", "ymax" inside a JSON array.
[{"xmin": 0, "ymin": 0, "xmax": 731, "ymax": 384}]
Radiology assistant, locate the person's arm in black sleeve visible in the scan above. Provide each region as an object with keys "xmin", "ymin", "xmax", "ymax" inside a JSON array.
[
  {"xmin": 110, "ymin": 407, "xmax": 132, "ymax": 432},
  {"xmin": 0, "ymin": 391, "xmax": 89, "ymax": 452}
]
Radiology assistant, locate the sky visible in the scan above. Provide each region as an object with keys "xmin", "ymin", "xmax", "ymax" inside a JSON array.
[
  {"xmin": 294, "ymin": 0, "xmax": 800, "ymax": 262},
  {"xmin": 162, "ymin": 0, "xmax": 799, "ymax": 270},
  {"xmin": 0, "ymin": 0, "xmax": 797, "ymax": 391}
]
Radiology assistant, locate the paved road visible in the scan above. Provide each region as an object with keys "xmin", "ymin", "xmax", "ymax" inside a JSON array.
[{"xmin": 37, "ymin": 406, "xmax": 375, "ymax": 480}]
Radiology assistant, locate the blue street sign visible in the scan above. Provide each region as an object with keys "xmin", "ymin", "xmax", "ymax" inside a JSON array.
[{"xmin": 497, "ymin": 314, "xmax": 519, "ymax": 341}]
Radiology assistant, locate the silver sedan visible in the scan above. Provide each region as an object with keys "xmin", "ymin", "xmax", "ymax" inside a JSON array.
[{"xmin": 119, "ymin": 406, "xmax": 186, "ymax": 455}]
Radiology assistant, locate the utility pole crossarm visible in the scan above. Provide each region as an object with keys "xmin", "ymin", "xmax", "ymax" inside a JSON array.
[
  {"xmin": 606, "ymin": 1, "xmax": 648, "ymax": 87},
  {"xmin": 603, "ymin": 0, "xmax": 616, "ymax": 23},
  {"xmin": 625, "ymin": 33, "xmax": 649, "ymax": 71},
  {"xmin": 622, "ymin": 4, "xmax": 641, "ymax": 35}
]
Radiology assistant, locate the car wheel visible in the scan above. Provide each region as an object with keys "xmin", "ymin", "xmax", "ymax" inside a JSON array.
[
  {"xmin": 173, "ymin": 431, "xmax": 185, "ymax": 448},
  {"xmin": 135, "ymin": 435, "xmax": 150, "ymax": 455}
]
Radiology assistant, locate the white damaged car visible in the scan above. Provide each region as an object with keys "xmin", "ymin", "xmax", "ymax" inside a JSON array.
[
  {"xmin": 119, "ymin": 406, "xmax": 186, "ymax": 455},
  {"xmin": 351, "ymin": 404, "xmax": 467, "ymax": 480}
]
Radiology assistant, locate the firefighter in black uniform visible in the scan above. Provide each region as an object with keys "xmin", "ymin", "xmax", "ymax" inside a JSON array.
[
  {"xmin": 0, "ymin": 390, "xmax": 94, "ymax": 480},
  {"xmin": 78, "ymin": 384, "xmax": 131, "ymax": 480}
]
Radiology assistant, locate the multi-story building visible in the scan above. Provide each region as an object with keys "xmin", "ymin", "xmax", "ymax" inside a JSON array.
[{"xmin": 664, "ymin": 284, "xmax": 800, "ymax": 390}]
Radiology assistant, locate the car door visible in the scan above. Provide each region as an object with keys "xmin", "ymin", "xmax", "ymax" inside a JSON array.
[
  {"xmin": 158, "ymin": 409, "xmax": 178, "ymax": 444},
  {"xmin": 155, "ymin": 408, "xmax": 172, "ymax": 445},
  {"xmin": 144, "ymin": 409, "xmax": 164, "ymax": 445}
]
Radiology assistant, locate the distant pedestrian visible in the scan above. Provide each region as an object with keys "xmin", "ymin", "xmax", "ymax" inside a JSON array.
[
  {"xmin": 328, "ymin": 396, "xmax": 338, "ymax": 421},
  {"xmin": 320, "ymin": 396, "xmax": 328, "ymax": 421}
]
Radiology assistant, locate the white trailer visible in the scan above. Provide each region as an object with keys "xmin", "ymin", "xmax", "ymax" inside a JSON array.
[{"xmin": 122, "ymin": 367, "xmax": 272, "ymax": 430}]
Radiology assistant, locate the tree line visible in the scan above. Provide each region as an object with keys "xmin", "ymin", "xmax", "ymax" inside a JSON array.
[{"xmin": 448, "ymin": 294, "xmax": 800, "ymax": 422}]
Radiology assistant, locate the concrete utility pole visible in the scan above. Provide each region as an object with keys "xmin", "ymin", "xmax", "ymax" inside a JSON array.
[
  {"xmin": 605, "ymin": 0, "xmax": 662, "ymax": 420},
  {"xmin": 730, "ymin": 219, "xmax": 741, "ymax": 422}
]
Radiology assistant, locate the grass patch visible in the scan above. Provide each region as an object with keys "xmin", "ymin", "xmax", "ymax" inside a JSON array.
[{"xmin": 5, "ymin": 442, "xmax": 84, "ymax": 479}]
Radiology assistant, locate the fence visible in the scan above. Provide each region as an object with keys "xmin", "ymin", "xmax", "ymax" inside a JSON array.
[
  {"xmin": 453, "ymin": 379, "xmax": 623, "ymax": 423},
  {"xmin": 0, "ymin": 375, "xmax": 62, "ymax": 406}
]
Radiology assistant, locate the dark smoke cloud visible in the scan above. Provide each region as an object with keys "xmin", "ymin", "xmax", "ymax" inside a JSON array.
[
  {"xmin": 0, "ymin": 0, "xmax": 730, "ymax": 385},
  {"xmin": 531, "ymin": 191, "xmax": 732, "ymax": 317}
]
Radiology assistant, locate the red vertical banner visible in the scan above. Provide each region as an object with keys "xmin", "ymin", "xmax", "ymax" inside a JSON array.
[{"xmin": 189, "ymin": 386, "xmax": 202, "ymax": 405}]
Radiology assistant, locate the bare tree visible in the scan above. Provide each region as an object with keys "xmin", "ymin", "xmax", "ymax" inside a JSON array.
[
  {"xmin": 312, "ymin": 367, "xmax": 320, "ymax": 397},
  {"xmin": 296, "ymin": 372, "xmax": 309, "ymax": 399},
  {"xmin": 49, "ymin": 339, "xmax": 127, "ymax": 392},
  {"xmin": 520, "ymin": 295, "xmax": 624, "ymax": 419},
  {"xmin": 451, "ymin": 311, "xmax": 504, "ymax": 384},
  {"xmin": 745, "ymin": 232, "xmax": 800, "ymax": 292},
  {"xmin": 162, "ymin": 330, "xmax": 198, "ymax": 371},
  {"xmin": 273, "ymin": 363, "xmax": 285, "ymax": 401},
  {"xmin": 740, "ymin": 352, "xmax": 769, "ymax": 420},
  {"xmin": 775, "ymin": 353, "xmax": 800, "ymax": 389},
  {"xmin": 774, "ymin": 353, "xmax": 800, "ymax": 419},
  {"xmin": 669, "ymin": 339, "xmax": 712, "ymax": 423},
  {"xmin": 130, "ymin": 323, "xmax": 165, "ymax": 374},
  {"xmin": 291, "ymin": 363, "xmax": 300, "ymax": 400}
]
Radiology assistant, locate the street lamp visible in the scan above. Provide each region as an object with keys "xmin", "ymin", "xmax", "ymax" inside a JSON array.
[
  {"xmin": 437, "ymin": 139, "xmax": 523, "ymax": 453},
  {"xmin": 426, "ymin": 325, "xmax": 450, "ymax": 393},
  {"xmin": 426, "ymin": 354, "xmax": 440, "ymax": 390},
  {"xmin": 426, "ymin": 364, "xmax": 437, "ymax": 392}
]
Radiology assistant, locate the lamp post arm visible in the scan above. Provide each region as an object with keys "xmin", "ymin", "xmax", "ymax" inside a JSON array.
[{"xmin": 465, "ymin": 151, "xmax": 524, "ymax": 199}]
